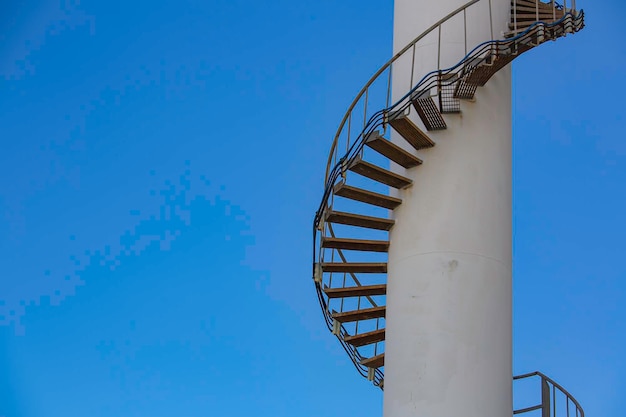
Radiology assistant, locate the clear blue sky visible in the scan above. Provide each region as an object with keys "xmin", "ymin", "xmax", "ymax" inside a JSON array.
[{"xmin": 0, "ymin": 1, "xmax": 623, "ymax": 416}]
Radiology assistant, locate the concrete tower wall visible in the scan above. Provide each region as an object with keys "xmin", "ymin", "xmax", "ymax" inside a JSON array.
[{"xmin": 384, "ymin": 0, "xmax": 512, "ymax": 416}]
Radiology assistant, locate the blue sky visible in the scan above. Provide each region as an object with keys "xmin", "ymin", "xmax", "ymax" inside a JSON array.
[{"xmin": 0, "ymin": 0, "xmax": 624, "ymax": 416}]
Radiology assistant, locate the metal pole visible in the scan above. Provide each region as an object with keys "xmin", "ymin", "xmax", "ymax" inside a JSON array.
[{"xmin": 542, "ymin": 378, "xmax": 551, "ymax": 417}]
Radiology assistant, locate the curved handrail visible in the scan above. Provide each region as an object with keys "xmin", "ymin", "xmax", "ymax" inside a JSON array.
[
  {"xmin": 514, "ymin": 371, "xmax": 585, "ymax": 417},
  {"xmin": 312, "ymin": 2, "xmax": 585, "ymax": 389},
  {"xmin": 324, "ymin": 0, "xmax": 483, "ymax": 180}
]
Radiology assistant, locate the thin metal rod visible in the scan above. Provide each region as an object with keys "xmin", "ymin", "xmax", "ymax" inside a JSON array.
[
  {"xmin": 363, "ymin": 88, "xmax": 369, "ymax": 129},
  {"xmin": 324, "ymin": 0, "xmax": 481, "ymax": 181},
  {"xmin": 346, "ymin": 113, "xmax": 351, "ymax": 153},
  {"xmin": 437, "ymin": 24, "xmax": 442, "ymax": 70},
  {"xmin": 536, "ymin": 0, "xmax": 539, "ymax": 22},
  {"xmin": 489, "ymin": 0, "xmax": 494, "ymax": 39},
  {"xmin": 514, "ymin": 0, "xmax": 518, "ymax": 34},
  {"xmin": 385, "ymin": 65, "xmax": 392, "ymax": 109},
  {"xmin": 464, "ymin": 8, "xmax": 468, "ymax": 56},
  {"xmin": 410, "ymin": 44, "xmax": 416, "ymax": 90}
]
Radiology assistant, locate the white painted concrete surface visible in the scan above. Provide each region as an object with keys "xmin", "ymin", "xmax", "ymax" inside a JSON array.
[{"xmin": 384, "ymin": 1, "xmax": 512, "ymax": 416}]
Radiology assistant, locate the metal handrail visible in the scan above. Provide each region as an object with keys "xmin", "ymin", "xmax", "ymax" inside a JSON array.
[
  {"xmin": 514, "ymin": 371, "xmax": 585, "ymax": 417},
  {"xmin": 312, "ymin": 2, "xmax": 585, "ymax": 389},
  {"xmin": 324, "ymin": 0, "xmax": 482, "ymax": 181}
]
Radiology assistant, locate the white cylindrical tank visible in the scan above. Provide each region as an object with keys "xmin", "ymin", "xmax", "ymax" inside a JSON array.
[{"xmin": 384, "ymin": 0, "xmax": 512, "ymax": 416}]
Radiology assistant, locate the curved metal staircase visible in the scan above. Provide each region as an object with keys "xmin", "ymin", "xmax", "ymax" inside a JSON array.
[{"xmin": 311, "ymin": 0, "xmax": 585, "ymax": 413}]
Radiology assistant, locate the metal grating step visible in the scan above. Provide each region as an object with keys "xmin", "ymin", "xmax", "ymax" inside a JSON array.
[
  {"xmin": 439, "ymin": 73, "xmax": 461, "ymax": 113},
  {"xmin": 411, "ymin": 90, "xmax": 447, "ymax": 131},
  {"xmin": 454, "ymin": 73, "xmax": 479, "ymax": 100}
]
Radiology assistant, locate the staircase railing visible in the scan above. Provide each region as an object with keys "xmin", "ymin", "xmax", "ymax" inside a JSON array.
[
  {"xmin": 312, "ymin": 0, "xmax": 584, "ymax": 388},
  {"xmin": 514, "ymin": 372, "xmax": 585, "ymax": 417}
]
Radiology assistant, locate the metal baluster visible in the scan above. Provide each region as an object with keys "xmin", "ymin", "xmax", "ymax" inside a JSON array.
[
  {"xmin": 536, "ymin": 0, "xmax": 539, "ymax": 23},
  {"xmin": 346, "ymin": 113, "xmax": 351, "ymax": 153},
  {"xmin": 489, "ymin": 0, "xmax": 494, "ymax": 40},
  {"xmin": 464, "ymin": 8, "xmax": 468, "ymax": 57},
  {"xmin": 567, "ymin": 397, "xmax": 570, "ymax": 417},
  {"xmin": 355, "ymin": 295, "xmax": 361, "ymax": 334},
  {"xmin": 514, "ymin": 0, "xmax": 518, "ymax": 34},
  {"xmin": 437, "ymin": 25, "xmax": 442, "ymax": 71},
  {"xmin": 552, "ymin": 0, "xmax": 556, "ymax": 21},
  {"xmin": 553, "ymin": 384, "xmax": 557, "ymax": 417},
  {"xmin": 410, "ymin": 44, "xmax": 416, "ymax": 91},
  {"xmin": 385, "ymin": 65, "xmax": 392, "ymax": 134},
  {"xmin": 340, "ymin": 272, "xmax": 346, "ymax": 312},
  {"xmin": 363, "ymin": 88, "xmax": 369, "ymax": 130}
]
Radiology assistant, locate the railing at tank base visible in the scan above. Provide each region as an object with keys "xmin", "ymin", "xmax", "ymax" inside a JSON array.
[{"xmin": 514, "ymin": 372, "xmax": 584, "ymax": 417}]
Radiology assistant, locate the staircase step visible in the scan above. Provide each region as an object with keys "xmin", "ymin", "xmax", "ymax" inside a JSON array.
[
  {"xmin": 361, "ymin": 353, "xmax": 385, "ymax": 369},
  {"xmin": 322, "ymin": 262, "xmax": 387, "ymax": 274},
  {"xmin": 326, "ymin": 210, "xmax": 394, "ymax": 230},
  {"xmin": 454, "ymin": 75, "xmax": 479, "ymax": 99},
  {"xmin": 365, "ymin": 132, "xmax": 423, "ymax": 168},
  {"xmin": 465, "ymin": 54, "xmax": 517, "ymax": 87},
  {"xmin": 411, "ymin": 92, "xmax": 447, "ymax": 131},
  {"xmin": 439, "ymin": 73, "xmax": 462, "ymax": 113},
  {"xmin": 334, "ymin": 183, "xmax": 402, "ymax": 209},
  {"xmin": 322, "ymin": 237, "xmax": 389, "ymax": 252},
  {"xmin": 344, "ymin": 328, "xmax": 386, "ymax": 347},
  {"xmin": 388, "ymin": 112, "xmax": 435, "ymax": 151},
  {"xmin": 324, "ymin": 284, "xmax": 387, "ymax": 299},
  {"xmin": 332, "ymin": 306, "xmax": 386, "ymax": 322},
  {"xmin": 349, "ymin": 158, "xmax": 413, "ymax": 189}
]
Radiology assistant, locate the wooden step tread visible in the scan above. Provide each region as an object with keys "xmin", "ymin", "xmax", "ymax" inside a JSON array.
[
  {"xmin": 321, "ymin": 262, "xmax": 387, "ymax": 273},
  {"xmin": 322, "ymin": 237, "xmax": 389, "ymax": 252},
  {"xmin": 324, "ymin": 284, "xmax": 387, "ymax": 299},
  {"xmin": 361, "ymin": 353, "xmax": 385, "ymax": 369},
  {"xmin": 332, "ymin": 306, "xmax": 386, "ymax": 322},
  {"xmin": 325, "ymin": 210, "xmax": 394, "ymax": 231},
  {"xmin": 366, "ymin": 132, "xmax": 423, "ymax": 169},
  {"xmin": 388, "ymin": 112, "xmax": 435, "ymax": 151},
  {"xmin": 344, "ymin": 328, "xmax": 386, "ymax": 347},
  {"xmin": 333, "ymin": 183, "xmax": 402, "ymax": 209},
  {"xmin": 349, "ymin": 158, "xmax": 413, "ymax": 189}
]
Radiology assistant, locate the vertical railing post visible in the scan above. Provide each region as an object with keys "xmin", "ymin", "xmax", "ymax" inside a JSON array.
[
  {"xmin": 463, "ymin": 8, "xmax": 468, "ymax": 57},
  {"xmin": 363, "ymin": 88, "xmax": 369, "ymax": 130},
  {"xmin": 542, "ymin": 377, "xmax": 551, "ymax": 417},
  {"xmin": 346, "ymin": 113, "xmax": 352, "ymax": 154},
  {"xmin": 488, "ymin": 0, "xmax": 494, "ymax": 40},
  {"xmin": 536, "ymin": 0, "xmax": 539, "ymax": 23},
  {"xmin": 410, "ymin": 44, "xmax": 416, "ymax": 92},
  {"xmin": 437, "ymin": 24, "xmax": 442, "ymax": 71},
  {"xmin": 514, "ymin": 0, "xmax": 518, "ymax": 34},
  {"xmin": 552, "ymin": 0, "xmax": 556, "ymax": 21}
]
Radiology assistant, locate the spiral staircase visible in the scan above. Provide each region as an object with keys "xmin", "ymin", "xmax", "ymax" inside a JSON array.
[{"xmin": 312, "ymin": 0, "xmax": 585, "ymax": 415}]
